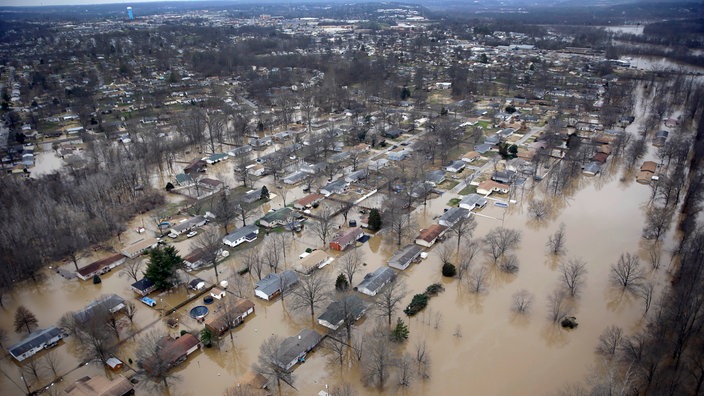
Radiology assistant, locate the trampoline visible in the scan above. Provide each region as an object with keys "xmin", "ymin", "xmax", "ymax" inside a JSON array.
[
  {"xmin": 203, "ymin": 296, "xmax": 214, "ymax": 305},
  {"xmin": 189, "ymin": 305, "xmax": 209, "ymax": 320}
]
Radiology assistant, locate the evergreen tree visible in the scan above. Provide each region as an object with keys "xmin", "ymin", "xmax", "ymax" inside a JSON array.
[
  {"xmin": 368, "ymin": 208, "xmax": 382, "ymax": 231},
  {"xmin": 260, "ymin": 185, "xmax": 270, "ymax": 200},
  {"xmin": 144, "ymin": 245, "xmax": 183, "ymax": 290},
  {"xmin": 335, "ymin": 273, "xmax": 349, "ymax": 291},
  {"xmin": 391, "ymin": 317, "xmax": 409, "ymax": 342}
]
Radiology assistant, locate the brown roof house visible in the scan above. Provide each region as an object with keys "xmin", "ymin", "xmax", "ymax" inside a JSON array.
[
  {"xmin": 76, "ymin": 254, "xmax": 126, "ymax": 281},
  {"xmin": 329, "ymin": 227, "xmax": 363, "ymax": 251},
  {"xmin": 636, "ymin": 161, "xmax": 658, "ymax": 184},
  {"xmin": 205, "ymin": 298, "xmax": 255, "ymax": 336},
  {"xmin": 142, "ymin": 334, "xmax": 200, "ymax": 374},
  {"xmin": 64, "ymin": 375, "xmax": 134, "ymax": 396},
  {"xmin": 414, "ymin": 224, "xmax": 447, "ymax": 248}
]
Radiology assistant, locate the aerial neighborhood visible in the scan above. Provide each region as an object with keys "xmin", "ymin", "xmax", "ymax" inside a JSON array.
[{"xmin": 0, "ymin": 0, "xmax": 703, "ymax": 395}]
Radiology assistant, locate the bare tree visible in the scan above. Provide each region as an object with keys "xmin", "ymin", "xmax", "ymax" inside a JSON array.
[
  {"xmin": 194, "ymin": 226, "xmax": 223, "ymax": 282},
  {"xmin": 290, "ymin": 269, "xmax": 330, "ymax": 318},
  {"xmin": 511, "ymin": 289, "xmax": 534, "ymax": 314},
  {"xmin": 362, "ymin": 328, "xmax": 395, "ymax": 389},
  {"xmin": 457, "ymin": 240, "xmax": 480, "ymax": 280},
  {"xmin": 262, "ymin": 238, "xmax": 281, "ymax": 274},
  {"xmin": 414, "ymin": 339, "xmax": 431, "ymax": 380},
  {"xmin": 596, "ymin": 325, "xmax": 624, "ymax": 357},
  {"xmin": 43, "ymin": 350, "xmax": 61, "ymax": 378},
  {"xmin": 647, "ymin": 243, "xmax": 662, "ymax": 271},
  {"xmin": 339, "ymin": 247, "xmax": 364, "ymax": 286},
  {"xmin": 234, "ymin": 153, "xmax": 254, "ymax": 189},
  {"xmin": 397, "ymin": 353, "xmax": 415, "ymax": 387},
  {"xmin": 244, "ymin": 249, "xmax": 265, "ymax": 280},
  {"xmin": 547, "ymin": 223, "xmax": 567, "ymax": 256},
  {"xmin": 499, "ymin": 254, "xmax": 520, "ymax": 274},
  {"xmin": 547, "ymin": 289, "xmax": 569, "ymax": 323},
  {"xmin": 324, "ymin": 336, "xmax": 347, "ymax": 369},
  {"xmin": 310, "ymin": 206, "xmax": 337, "ymax": 248},
  {"xmin": 528, "ymin": 199, "xmax": 550, "ymax": 222},
  {"xmin": 253, "ymin": 335, "xmax": 295, "ymax": 391},
  {"xmin": 636, "ymin": 281, "xmax": 655, "ymax": 315},
  {"xmin": 610, "ymin": 253, "xmax": 644, "ymax": 292},
  {"xmin": 383, "ymin": 196, "xmax": 415, "ymax": 246},
  {"xmin": 14, "ymin": 305, "xmax": 38, "ymax": 334},
  {"xmin": 124, "ymin": 301, "xmax": 136, "ymax": 323},
  {"xmin": 329, "ymin": 383, "xmax": 356, "ymax": 396},
  {"xmin": 484, "ymin": 227, "xmax": 522, "ymax": 264},
  {"xmin": 559, "ymin": 258, "xmax": 588, "ymax": 297},
  {"xmin": 466, "ymin": 266, "xmax": 488, "ymax": 294},
  {"xmin": 451, "ymin": 215, "xmax": 477, "ymax": 253},
  {"xmin": 642, "ymin": 206, "xmax": 674, "ymax": 242},
  {"xmin": 120, "ymin": 259, "xmax": 143, "ymax": 283},
  {"xmin": 374, "ymin": 277, "xmax": 408, "ymax": 325},
  {"xmin": 136, "ymin": 330, "xmax": 180, "ymax": 390}
]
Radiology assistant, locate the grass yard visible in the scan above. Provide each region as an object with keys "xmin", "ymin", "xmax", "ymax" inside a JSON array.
[{"xmin": 458, "ymin": 185, "xmax": 477, "ymax": 195}]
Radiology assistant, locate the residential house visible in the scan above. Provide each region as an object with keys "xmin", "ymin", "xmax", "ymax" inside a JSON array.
[
  {"xmin": 294, "ymin": 193, "xmax": 324, "ymax": 210},
  {"xmin": 414, "ymin": 224, "xmax": 447, "ymax": 248},
  {"xmin": 223, "ymin": 224, "xmax": 259, "ymax": 248},
  {"xmin": 204, "ymin": 298, "xmax": 255, "ymax": 336},
  {"xmin": 459, "ymin": 194, "xmax": 488, "ymax": 210},
  {"xmin": 259, "ymin": 208, "xmax": 299, "ymax": 228},
  {"xmin": 120, "ymin": 237, "xmax": 158, "ymax": 259},
  {"xmin": 462, "ymin": 151, "xmax": 481, "ymax": 163},
  {"xmin": 384, "ymin": 129, "xmax": 404, "ymax": 139},
  {"xmin": 476, "ymin": 180, "xmax": 510, "ymax": 196},
  {"xmin": 388, "ymin": 244, "xmax": 423, "ymax": 270},
  {"xmin": 64, "ymin": 375, "xmax": 134, "ymax": 396},
  {"xmin": 328, "ymin": 151, "xmax": 351, "ymax": 163},
  {"xmin": 636, "ymin": 161, "xmax": 658, "ymax": 183},
  {"xmin": 276, "ymin": 329, "xmax": 323, "ymax": 371},
  {"xmin": 317, "ymin": 294, "xmax": 366, "ymax": 331},
  {"xmin": 498, "ymin": 128, "xmax": 515, "ymax": 138},
  {"xmin": 329, "ymin": 227, "xmax": 364, "ymax": 251},
  {"xmin": 211, "ymin": 288, "xmax": 226, "ymax": 299},
  {"xmin": 185, "ymin": 248, "xmax": 211, "ymax": 271},
  {"xmin": 142, "ymin": 334, "xmax": 200, "ymax": 374},
  {"xmin": 254, "ymin": 270, "xmax": 299, "ymax": 301},
  {"xmin": 484, "ymin": 134, "xmax": 501, "ymax": 145},
  {"xmin": 169, "ymin": 216, "xmax": 207, "ymax": 237},
  {"xmin": 9, "ymin": 327, "xmax": 64, "ymax": 362},
  {"xmin": 131, "ymin": 278, "xmax": 157, "ymax": 296},
  {"xmin": 345, "ymin": 169, "xmax": 368, "ymax": 183},
  {"xmin": 76, "ymin": 254, "xmax": 126, "ymax": 281},
  {"xmin": 235, "ymin": 371, "xmax": 269, "ymax": 395},
  {"xmin": 174, "ymin": 173, "xmax": 194, "ymax": 186},
  {"xmin": 368, "ymin": 158, "xmax": 389, "ymax": 171},
  {"xmin": 283, "ymin": 170, "xmax": 309, "ymax": 185},
  {"xmin": 293, "ymin": 250, "xmax": 331, "ymax": 275},
  {"xmin": 491, "ymin": 170, "xmax": 515, "ymax": 184},
  {"xmin": 474, "ymin": 143, "xmax": 494, "ymax": 154},
  {"xmin": 445, "ymin": 160, "xmax": 466, "ymax": 173},
  {"xmin": 653, "ymin": 130, "xmax": 669, "ymax": 147},
  {"xmin": 74, "ymin": 294, "xmax": 126, "ymax": 324},
  {"xmin": 425, "ymin": 170, "xmax": 446, "ymax": 186},
  {"xmin": 320, "ymin": 179, "xmax": 348, "ymax": 196},
  {"xmin": 439, "ymin": 207, "xmax": 470, "ymax": 228},
  {"xmin": 242, "ymin": 187, "xmax": 264, "ymax": 204},
  {"xmin": 582, "ymin": 162, "xmax": 602, "ymax": 176},
  {"xmin": 356, "ymin": 267, "xmax": 396, "ymax": 296},
  {"xmin": 387, "ymin": 149, "xmax": 412, "ymax": 161},
  {"xmin": 199, "ymin": 178, "xmax": 224, "ymax": 192},
  {"xmin": 227, "ymin": 145, "xmax": 252, "ymax": 157},
  {"xmin": 247, "ymin": 164, "xmax": 267, "ymax": 177},
  {"xmin": 184, "ymin": 158, "xmax": 207, "ymax": 174}
]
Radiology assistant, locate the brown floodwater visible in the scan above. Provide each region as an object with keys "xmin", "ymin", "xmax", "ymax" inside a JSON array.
[{"xmin": 0, "ymin": 87, "xmax": 681, "ymax": 395}]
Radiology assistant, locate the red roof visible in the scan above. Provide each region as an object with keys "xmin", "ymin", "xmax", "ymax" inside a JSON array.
[
  {"xmin": 416, "ymin": 224, "xmax": 447, "ymax": 242},
  {"xmin": 296, "ymin": 193, "xmax": 324, "ymax": 207}
]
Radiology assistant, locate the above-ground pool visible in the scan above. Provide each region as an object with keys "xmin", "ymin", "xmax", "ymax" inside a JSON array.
[
  {"xmin": 203, "ymin": 296, "xmax": 214, "ymax": 305},
  {"xmin": 189, "ymin": 305, "xmax": 209, "ymax": 320}
]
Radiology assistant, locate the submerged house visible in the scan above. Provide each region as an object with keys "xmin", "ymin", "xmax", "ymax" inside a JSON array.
[
  {"xmin": 356, "ymin": 267, "xmax": 396, "ymax": 296},
  {"xmin": 459, "ymin": 194, "xmax": 488, "ymax": 210},
  {"xmin": 275, "ymin": 329, "xmax": 323, "ymax": 371},
  {"xmin": 9, "ymin": 327, "xmax": 64, "ymax": 362},
  {"xmin": 76, "ymin": 254, "xmax": 126, "ymax": 281},
  {"xmin": 317, "ymin": 294, "xmax": 366, "ymax": 331},
  {"xmin": 414, "ymin": 225, "xmax": 447, "ymax": 248},
  {"xmin": 293, "ymin": 250, "xmax": 331, "ymax": 275},
  {"xmin": 142, "ymin": 334, "xmax": 200, "ymax": 374},
  {"xmin": 388, "ymin": 244, "xmax": 423, "ymax": 270},
  {"xmin": 222, "ymin": 224, "xmax": 259, "ymax": 248},
  {"xmin": 254, "ymin": 270, "xmax": 299, "ymax": 301},
  {"xmin": 329, "ymin": 227, "xmax": 364, "ymax": 251},
  {"xmin": 439, "ymin": 207, "xmax": 470, "ymax": 228},
  {"xmin": 64, "ymin": 375, "xmax": 134, "ymax": 396},
  {"xmin": 204, "ymin": 298, "xmax": 255, "ymax": 336}
]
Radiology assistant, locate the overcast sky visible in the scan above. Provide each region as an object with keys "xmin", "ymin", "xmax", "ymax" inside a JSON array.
[{"xmin": 2, "ymin": 0, "xmax": 188, "ymax": 6}]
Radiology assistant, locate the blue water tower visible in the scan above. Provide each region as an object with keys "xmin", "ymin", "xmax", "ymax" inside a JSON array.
[{"xmin": 127, "ymin": 6, "xmax": 134, "ymax": 20}]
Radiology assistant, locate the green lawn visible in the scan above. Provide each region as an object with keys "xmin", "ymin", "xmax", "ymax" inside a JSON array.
[
  {"xmin": 448, "ymin": 198, "xmax": 461, "ymax": 207},
  {"xmin": 458, "ymin": 185, "xmax": 477, "ymax": 195}
]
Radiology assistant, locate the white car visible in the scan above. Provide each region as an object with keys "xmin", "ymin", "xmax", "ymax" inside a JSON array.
[{"xmin": 186, "ymin": 231, "xmax": 198, "ymax": 238}]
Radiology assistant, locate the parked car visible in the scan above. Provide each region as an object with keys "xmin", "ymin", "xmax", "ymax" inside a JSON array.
[
  {"xmin": 186, "ymin": 231, "xmax": 198, "ymax": 238},
  {"xmin": 140, "ymin": 297, "xmax": 157, "ymax": 307}
]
